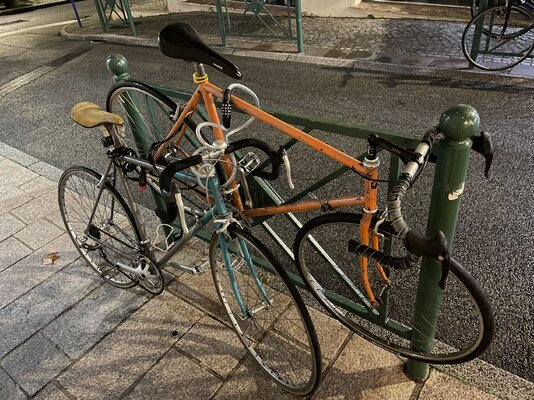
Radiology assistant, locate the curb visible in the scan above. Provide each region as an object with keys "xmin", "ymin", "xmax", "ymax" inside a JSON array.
[
  {"xmin": 60, "ymin": 25, "xmax": 534, "ymax": 87},
  {"xmin": 0, "ymin": 141, "xmax": 63, "ymax": 182},
  {"xmin": 60, "ymin": 25, "xmax": 157, "ymax": 47}
]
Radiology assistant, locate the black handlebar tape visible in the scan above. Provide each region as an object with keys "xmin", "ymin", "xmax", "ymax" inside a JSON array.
[
  {"xmin": 158, "ymin": 154, "xmax": 203, "ymax": 224},
  {"xmin": 348, "ymin": 240, "xmax": 421, "ymax": 271},
  {"xmin": 225, "ymin": 138, "xmax": 283, "ymax": 181},
  {"xmin": 404, "ymin": 230, "xmax": 448, "ymax": 259},
  {"xmin": 160, "ymin": 154, "xmax": 203, "ymax": 195}
]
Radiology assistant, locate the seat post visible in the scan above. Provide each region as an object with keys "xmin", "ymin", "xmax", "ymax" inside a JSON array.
[{"xmin": 194, "ymin": 63, "xmax": 207, "ymax": 78}]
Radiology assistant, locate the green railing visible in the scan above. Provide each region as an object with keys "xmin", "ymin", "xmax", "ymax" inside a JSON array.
[
  {"xmin": 214, "ymin": 0, "xmax": 304, "ymax": 53},
  {"xmin": 93, "ymin": 0, "xmax": 136, "ymax": 36},
  {"xmin": 107, "ymin": 54, "xmax": 478, "ymax": 379}
]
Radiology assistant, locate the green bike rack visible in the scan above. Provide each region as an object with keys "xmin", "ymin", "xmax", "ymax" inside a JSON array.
[
  {"xmin": 466, "ymin": 0, "xmax": 534, "ymax": 69},
  {"xmin": 94, "ymin": 0, "xmax": 137, "ymax": 36},
  {"xmin": 107, "ymin": 54, "xmax": 481, "ymax": 377},
  {"xmin": 214, "ymin": 0, "xmax": 304, "ymax": 53}
]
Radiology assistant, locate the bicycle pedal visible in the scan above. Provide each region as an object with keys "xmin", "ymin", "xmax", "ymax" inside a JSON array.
[{"xmin": 194, "ymin": 260, "xmax": 209, "ymax": 274}]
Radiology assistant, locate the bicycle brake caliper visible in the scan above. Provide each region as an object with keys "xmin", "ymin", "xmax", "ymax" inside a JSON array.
[
  {"xmin": 237, "ymin": 152, "xmax": 261, "ymax": 208},
  {"xmin": 373, "ymin": 209, "xmax": 388, "ymax": 239}
]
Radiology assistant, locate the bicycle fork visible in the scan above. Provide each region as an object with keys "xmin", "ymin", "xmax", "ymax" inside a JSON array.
[
  {"xmin": 211, "ymin": 180, "xmax": 271, "ymax": 320},
  {"xmin": 358, "ymin": 142, "xmax": 391, "ymax": 308}
]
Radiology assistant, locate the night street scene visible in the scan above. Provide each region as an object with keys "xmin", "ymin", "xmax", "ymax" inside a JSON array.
[{"xmin": 0, "ymin": 0, "xmax": 533, "ymax": 399}]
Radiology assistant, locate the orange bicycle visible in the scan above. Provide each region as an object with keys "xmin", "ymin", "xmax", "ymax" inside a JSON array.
[{"xmin": 106, "ymin": 23, "xmax": 495, "ymax": 367}]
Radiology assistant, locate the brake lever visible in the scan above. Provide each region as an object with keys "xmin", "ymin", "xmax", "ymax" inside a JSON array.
[
  {"xmin": 281, "ymin": 149, "xmax": 295, "ymax": 190},
  {"xmin": 470, "ymin": 131, "xmax": 493, "ymax": 179}
]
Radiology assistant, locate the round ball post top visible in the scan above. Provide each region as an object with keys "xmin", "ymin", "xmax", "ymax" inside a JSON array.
[
  {"xmin": 106, "ymin": 54, "xmax": 130, "ymax": 80},
  {"xmin": 439, "ymin": 104, "xmax": 480, "ymax": 141}
]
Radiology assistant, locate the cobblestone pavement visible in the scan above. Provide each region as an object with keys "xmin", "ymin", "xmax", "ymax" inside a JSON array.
[
  {"xmin": 2, "ymin": 143, "xmax": 532, "ymax": 399},
  {"xmin": 61, "ymin": 9, "xmax": 534, "ymax": 76},
  {"xmin": 67, "ymin": 11, "xmax": 469, "ymax": 59},
  {"xmin": 176, "ymin": 12, "xmax": 468, "ymax": 58}
]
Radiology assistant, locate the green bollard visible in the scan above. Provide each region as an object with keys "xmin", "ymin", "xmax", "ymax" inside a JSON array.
[
  {"xmin": 405, "ymin": 104, "xmax": 480, "ymax": 381},
  {"xmin": 106, "ymin": 53, "xmax": 130, "ymax": 82},
  {"xmin": 106, "ymin": 54, "xmax": 153, "ymax": 155}
]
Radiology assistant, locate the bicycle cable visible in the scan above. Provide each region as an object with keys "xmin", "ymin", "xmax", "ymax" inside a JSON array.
[{"xmin": 351, "ymin": 168, "xmax": 390, "ymax": 183}]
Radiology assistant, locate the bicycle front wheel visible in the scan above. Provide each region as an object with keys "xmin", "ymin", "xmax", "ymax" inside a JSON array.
[
  {"xmin": 58, "ymin": 166, "xmax": 141, "ymax": 288},
  {"xmin": 462, "ymin": 5, "xmax": 534, "ymax": 70},
  {"xmin": 210, "ymin": 225, "xmax": 321, "ymax": 396},
  {"xmin": 295, "ymin": 213, "xmax": 494, "ymax": 364}
]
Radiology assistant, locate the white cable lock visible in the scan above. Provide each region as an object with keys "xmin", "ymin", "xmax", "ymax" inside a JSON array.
[{"xmin": 224, "ymin": 84, "xmax": 260, "ymax": 139}]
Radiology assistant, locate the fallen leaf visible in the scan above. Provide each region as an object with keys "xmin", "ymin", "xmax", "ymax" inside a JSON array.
[{"xmin": 44, "ymin": 252, "xmax": 60, "ymax": 265}]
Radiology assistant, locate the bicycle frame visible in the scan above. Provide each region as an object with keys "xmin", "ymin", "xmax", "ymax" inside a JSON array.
[
  {"xmin": 92, "ymin": 152, "xmax": 274, "ymax": 317},
  {"xmin": 154, "ymin": 67, "xmax": 385, "ymax": 305}
]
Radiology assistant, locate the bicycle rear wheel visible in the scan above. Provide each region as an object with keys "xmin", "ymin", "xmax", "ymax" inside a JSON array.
[
  {"xmin": 210, "ymin": 225, "xmax": 321, "ymax": 396},
  {"xmin": 462, "ymin": 5, "xmax": 534, "ymax": 70},
  {"xmin": 294, "ymin": 213, "xmax": 494, "ymax": 364}
]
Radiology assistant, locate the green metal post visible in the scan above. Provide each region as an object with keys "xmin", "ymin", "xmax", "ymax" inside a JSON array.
[
  {"xmin": 295, "ymin": 0, "xmax": 304, "ymax": 53},
  {"xmin": 405, "ymin": 105, "xmax": 479, "ymax": 380},
  {"xmin": 215, "ymin": 0, "xmax": 228, "ymax": 47},
  {"xmin": 93, "ymin": 0, "xmax": 108, "ymax": 32},
  {"xmin": 107, "ymin": 53, "xmax": 130, "ymax": 82},
  {"xmin": 468, "ymin": 0, "xmax": 489, "ymax": 69},
  {"xmin": 122, "ymin": 0, "xmax": 137, "ymax": 36}
]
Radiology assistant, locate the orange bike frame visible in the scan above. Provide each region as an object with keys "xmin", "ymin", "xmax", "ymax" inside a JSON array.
[
  {"xmin": 156, "ymin": 79, "xmax": 379, "ymax": 214},
  {"xmin": 156, "ymin": 76, "xmax": 383, "ymax": 303}
]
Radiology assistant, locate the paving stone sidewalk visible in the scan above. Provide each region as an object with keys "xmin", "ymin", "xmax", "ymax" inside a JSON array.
[{"xmin": 2, "ymin": 144, "xmax": 533, "ymax": 399}]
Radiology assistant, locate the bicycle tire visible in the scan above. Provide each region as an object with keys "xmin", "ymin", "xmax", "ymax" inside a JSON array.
[
  {"xmin": 106, "ymin": 81, "xmax": 211, "ymax": 232},
  {"xmin": 210, "ymin": 225, "xmax": 321, "ymax": 396},
  {"xmin": 462, "ymin": 5, "xmax": 534, "ymax": 70},
  {"xmin": 59, "ymin": 166, "xmax": 139, "ymax": 288},
  {"xmin": 471, "ymin": 0, "xmax": 529, "ymax": 38},
  {"xmin": 58, "ymin": 166, "xmax": 164, "ymax": 293},
  {"xmin": 294, "ymin": 213, "xmax": 494, "ymax": 364}
]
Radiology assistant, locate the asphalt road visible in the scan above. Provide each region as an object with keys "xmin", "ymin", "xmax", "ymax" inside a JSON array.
[{"xmin": 0, "ymin": 2, "xmax": 533, "ymax": 383}]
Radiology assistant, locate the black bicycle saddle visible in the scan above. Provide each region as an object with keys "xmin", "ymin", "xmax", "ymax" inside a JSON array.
[{"xmin": 158, "ymin": 23, "xmax": 242, "ymax": 80}]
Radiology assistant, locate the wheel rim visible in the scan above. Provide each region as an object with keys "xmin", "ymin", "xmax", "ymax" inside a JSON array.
[
  {"xmin": 108, "ymin": 86, "xmax": 177, "ymax": 160},
  {"xmin": 107, "ymin": 84, "xmax": 212, "ymax": 233},
  {"xmin": 296, "ymin": 214, "xmax": 489, "ymax": 363},
  {"xmin": 210, "ymin": 229, "xmax": 319, "ymax": 395}
]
